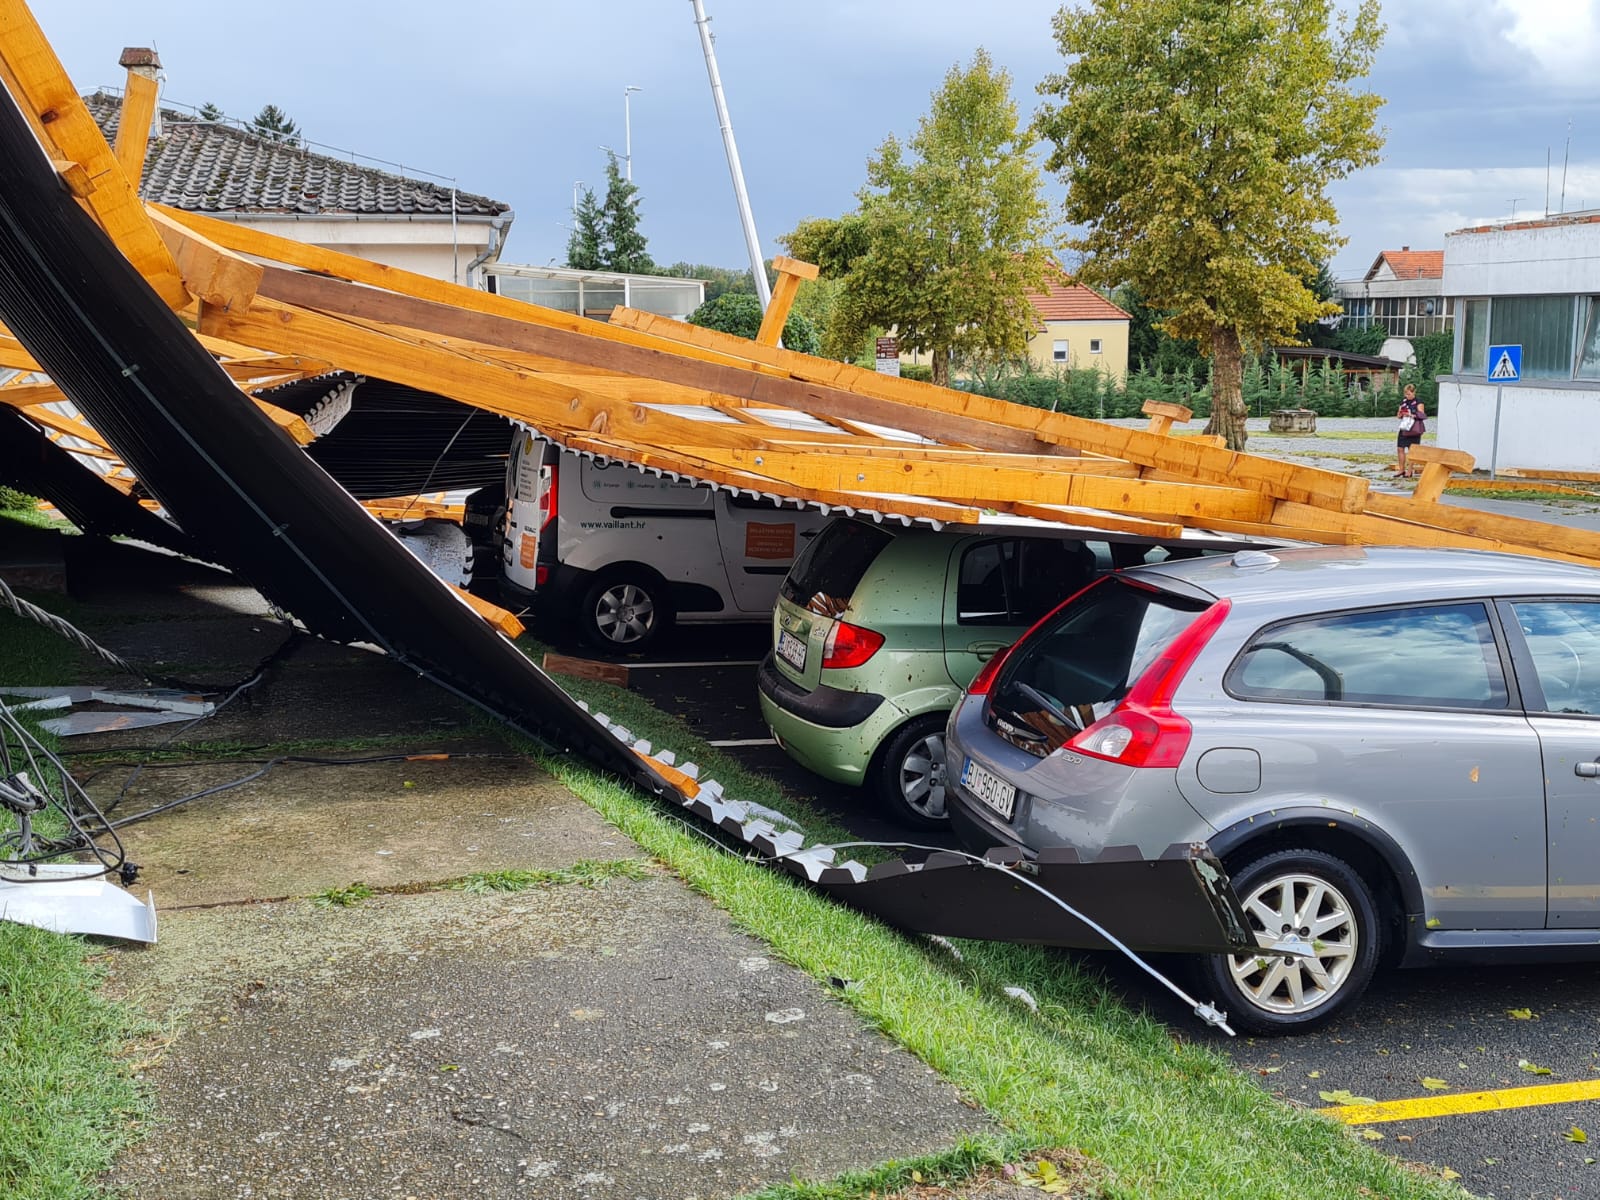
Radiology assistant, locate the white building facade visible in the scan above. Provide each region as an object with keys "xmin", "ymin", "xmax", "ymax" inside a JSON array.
[{"xmin": 1439, "ymin": 213, "xmax": 1600, "ymax": 473}]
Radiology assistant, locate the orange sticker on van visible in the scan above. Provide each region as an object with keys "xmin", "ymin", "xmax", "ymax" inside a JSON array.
[
  {"xmin": 745, "ymin": 522, "xmax": 796, "ymax": 560},
  {"xmin": 519, "ymin": 532, "xmax": 538, "ymax": 569}
]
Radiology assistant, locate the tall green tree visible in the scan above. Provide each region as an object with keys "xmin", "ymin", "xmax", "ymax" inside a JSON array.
[
  {"xmin": 1036, "ymin": 0, "xmax": 1385, "ymax": 448},
  {"xmin": 198, "ymin": 101, "xmax": 224, "ymax": 122},
  {"xmin": 599, "ymin": 151, "xmax": 653, "ymax": 274},
  {"xmin": 566, "ymin": 187, "xmax": 605, "ymax": 271},
  {"xmin": 784, "ymin": 50, "xmax": 1058, "ymax": 386},
  {"xmin": 250, "ymin": 103, "xmax": 301, "ymax": 145}
]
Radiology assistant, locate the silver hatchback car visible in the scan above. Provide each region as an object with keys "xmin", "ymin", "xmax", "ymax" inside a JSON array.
[{"xmin": 946, "ymin": 546, "xmax": 1600, "ymax": 1034}]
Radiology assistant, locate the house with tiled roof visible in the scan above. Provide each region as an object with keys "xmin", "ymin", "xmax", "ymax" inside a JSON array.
[
  {"xmin": 1023, "ymin": 272, "xmax": 1131, "ymax": 381},
  {"xmin": 86, "ymin": 87, "xmax": 514, "ymax": 286},
  {"xmin": 1336, "ymin": 247, "xmax": 1453, "ymax": 358}
]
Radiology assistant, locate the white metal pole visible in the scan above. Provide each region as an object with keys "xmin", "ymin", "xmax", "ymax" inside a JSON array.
[
  {"xmin": 624, "ymin": 86, "xmax": 641, "ymax": 182},
  {"xmin": 690, "ymin": 0, "xmax": 772, "ymax": 309}
]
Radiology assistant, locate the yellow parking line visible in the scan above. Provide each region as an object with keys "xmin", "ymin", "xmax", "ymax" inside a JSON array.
[{"xmin": 1321, "ymin": 1079, "xmax": 1600, "ymax": 1125}]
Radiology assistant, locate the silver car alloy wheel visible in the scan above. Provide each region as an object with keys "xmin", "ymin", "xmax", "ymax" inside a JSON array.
[
  {"xmin": 595, "ymin": 583, "xmax": 656, "ymax": 645},
  {"xmin": 897, "ymin": 732, "xmax": 947, "ymax": 820},
  {"xmin": 1229, "ymin": 871, "xmax": 1359, "ymax": 1016}
]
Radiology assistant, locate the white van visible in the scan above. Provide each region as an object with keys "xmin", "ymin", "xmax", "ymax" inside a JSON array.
[{"xmin": 500, "ymin": 433, "xmax": 828, "ymax": 650}]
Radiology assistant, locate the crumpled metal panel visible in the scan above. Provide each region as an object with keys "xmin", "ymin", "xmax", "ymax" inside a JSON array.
[{"xmin": 0, "ymin": 89, "xmax": 1255, "ymax": 965}]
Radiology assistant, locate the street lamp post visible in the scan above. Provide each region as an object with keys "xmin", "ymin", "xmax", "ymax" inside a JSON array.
[{"xmin": 624, "ymin": 85, "xmax": 642, "ymax": 182}]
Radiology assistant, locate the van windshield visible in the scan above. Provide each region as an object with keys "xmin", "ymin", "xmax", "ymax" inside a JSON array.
[
  {"xmin": 988, "ymin": 578, "xmax": 1210, "ymax": 754},
  {"xmin": 780, "ymin": 519, "xmax": 892, "ymax": 617}
]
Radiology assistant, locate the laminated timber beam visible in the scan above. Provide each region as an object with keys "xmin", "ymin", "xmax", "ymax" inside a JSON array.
[
  {"xmin": 1266, "ymin": 499, "xmax": 1600, "ymax": 569},
  {"xmin": 251, "ymin": 265, "xmax": 1072, "ymax": 456},
  {"xmin": 0, "ymin": 2, "xmax": 189, "ymax": 308},
  {"xmin": 111, "ymin": 48, "xmax": 159, "ymax": 187},
  {"xmin": 155, "ymin": 205, "xmax": 782, "ymax": 376},
  {"xmin": 611, "ymin": 308, "xmax": 1370, "ymax": 513},
  {"xmin": 755, "ymin": 256, "xmax": 819, "ymax": 347},
  {"xmin": 209, "ymin": 298, "xmax": 810, "ymax": 455},
  {"xmin": 560, "ymin": 434, "xmax": 981, "ymax": 526},
  {"xmin": 689, "ymin": 446, "xmax": 1277, "ymax": 524}
]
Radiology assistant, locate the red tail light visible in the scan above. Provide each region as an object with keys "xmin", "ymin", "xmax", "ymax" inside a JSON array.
[
  {"xmin": 537, "ymin": 462, "xmax": 558, "ymax": 531},
  {"xmin": 966, "ymin": 644, "xmax": 1012, "ymax": 696},
  {"xmin": 821, "ymin": 620, "xmax": 885, "ymax": 669},
  {"xmin": 1066, "ymin": 598, "xmax": 1231, "ymax": 769}
]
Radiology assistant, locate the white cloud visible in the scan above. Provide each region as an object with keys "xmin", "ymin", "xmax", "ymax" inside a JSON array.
[{"xmin": 1501, "ymin": 0, "xmax": 1600, "ymax": 87}]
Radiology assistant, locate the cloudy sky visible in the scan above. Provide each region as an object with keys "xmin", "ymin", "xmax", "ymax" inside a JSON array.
[{"xmin": 30, "ymin": 0, "xmax": 1600, "ymax": 283}]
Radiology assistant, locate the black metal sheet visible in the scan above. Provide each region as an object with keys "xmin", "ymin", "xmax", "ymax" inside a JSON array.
[
  {"xmin": 0, "ymin": 87, "xmax": 665, "ymax": 798},
  {"xmin": 0, "ymin": 407, "xmax": 193, "ymax": 555},
  {"xmin": 803, "ymin": 845, "xmax": 1254, "ymax": 954}
]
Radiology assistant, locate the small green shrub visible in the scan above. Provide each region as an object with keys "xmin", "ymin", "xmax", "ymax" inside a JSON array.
[{"xmin": 0, "ymin": 486, "xmax": 40, "ymax": 512}]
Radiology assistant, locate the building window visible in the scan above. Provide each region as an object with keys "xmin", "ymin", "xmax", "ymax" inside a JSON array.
[
  {"xmin": 1052, "ymin": 339, "xmax": 1068, "ymax": 362},
  {"xmin": 1455, "ymin": 295, "xmax": 1600, "ymax": 379},
  {"xmin": 1459, "ymin": 299, "xmax": 1488, "ymax": 373},
  {"xmin": 1089, "ymin": 338, "xmax": 1103, "ymax": 354}
]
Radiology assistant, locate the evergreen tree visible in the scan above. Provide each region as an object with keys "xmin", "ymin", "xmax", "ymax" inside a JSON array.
[
  {"xmin": 599, "ymin": 151, "xmax": 653, "ymax": 274},
  {"xmin": 566, "ymin": 187, "xmax": 605, "ymax": 271},
  {"xmin": 251, "ymin": 104, "xmax": 301, "ymax": 145},
  {"xmin": 198, "ymin": 101, "xmax": 224, "ymax": 122}
]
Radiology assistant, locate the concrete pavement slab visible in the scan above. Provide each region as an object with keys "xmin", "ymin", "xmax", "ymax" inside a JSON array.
[{"xmin": 104, "ymin": 877, "xmax": 994, "ymax": 1200}]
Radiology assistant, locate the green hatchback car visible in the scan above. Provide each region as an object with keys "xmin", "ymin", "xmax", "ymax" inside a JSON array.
[{"xmin": 757, "ymin": 516, "xmax": 1215, "ymax": 827}]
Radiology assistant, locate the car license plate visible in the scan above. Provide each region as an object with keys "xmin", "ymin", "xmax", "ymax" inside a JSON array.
[
  {"xmin": 777, "ymin": 629, "xmax": 807, "ymax": 672},
  {"xmin": 961, "ymin": 757, "xmax": 1016, "ymax": 820}
]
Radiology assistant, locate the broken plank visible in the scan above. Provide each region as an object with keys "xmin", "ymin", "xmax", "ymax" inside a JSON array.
[
  {"xmin": 0, "ymin": 1, "xmax": 189, "ymax": 307},
  {"xmin": 543, "ymin": 653, "xmax": 630, "ymax": 687}
]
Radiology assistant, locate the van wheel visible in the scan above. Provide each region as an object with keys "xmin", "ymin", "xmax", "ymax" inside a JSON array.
[
  {"xmin": 580, "ymin": 569, "xmax": 671, "ymax": 652},
  {"xmin": 1197, "ymin": 848, "xmax": 1381, "ymax": 1036},
  {"xmin": 874, "ymin": 715, "xmax": 950, "ymax": 829}
]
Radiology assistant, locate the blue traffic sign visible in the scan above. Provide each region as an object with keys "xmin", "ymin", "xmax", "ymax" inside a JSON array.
[{"xmin": 1487, "ymin": 344, "xmax": 1522, "ymax": 382}]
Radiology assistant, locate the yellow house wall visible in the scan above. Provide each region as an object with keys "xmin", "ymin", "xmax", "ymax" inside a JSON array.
[{"xmin": 1026, "ymin": 319, "xmax": 1129, "ymax": 382}]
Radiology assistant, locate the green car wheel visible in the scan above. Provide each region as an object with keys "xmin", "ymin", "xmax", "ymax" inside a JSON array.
[{"xmin": 874, "ymin": 714, "xmax": 950, "ymax": 829}]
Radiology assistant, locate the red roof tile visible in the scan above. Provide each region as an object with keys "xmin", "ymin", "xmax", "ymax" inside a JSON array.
[
  {"xmin": 1026, "ymin": 273, "xmax": 1129, "ymax": 322},
  {"xmin": 1369, "ymin": 250, "xmax": 1443, "ymax": 281}
]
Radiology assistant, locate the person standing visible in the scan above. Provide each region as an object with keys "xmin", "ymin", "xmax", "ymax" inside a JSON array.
[{"xmin": 1395, "ymin": 383, "xmax": 1426, "ymax": 478}]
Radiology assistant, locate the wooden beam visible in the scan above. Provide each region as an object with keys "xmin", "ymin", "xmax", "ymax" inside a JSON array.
[
  {"xmin": 212, "ymin": 298, "xmax": 788, "ymax": 454},
  {"xmin": 560, "ymin": 434, "xmax": 981, "ymax": 525},
  {"xmin": 454, "ymin": 587, "xmax": 524, "ymax": 640},
  {"xmin": 1405, "ymin": 445, "xmax": 1475, "ymax": 504},
  {"xmin": 111, "ymin": 49, "xmax": 160, "ymax": 186},
  {"xmin": 1500, "ymin": 467, "xmax": 1600, "ymax": 484},
  {"xmin": 0, "ymin": 332, "xmax": 38, "ymax": 370},
  {"xmin": 155, "ymin": 203, "xmax": 781, "ymax": 374},
  {"xmin": 148, "ymin": 207, "xmax": 263, "ymax": 314},
  {"xmin": 1142, "ymin": 399, "xmax": 1193, "ymax": 437},
  {"xmin": 361, "ymin": 499, "xmax": 466, "ymax": 522},
  {"xmin": 51, "ymin": 156, "xmax": 92, "ymax": 198},
  {"xmin": 987, "ymin": 502, "xmax": 1185, "ymax": 539},
  {"xmin": 610, "ymin": 308, "xmax": 1372, "ymax": 512},
  {"xmin": 689, "ymin": 446, "xmax": 1275, "ymax": 522},
  {"xmin": 755, "ymin": 256, "xmax": 819, "ymax": 347},
  {"xmin": 0, "ymin": 2, "xmax": 189, "ymax": 307},
  {"xmin": 253, "ymin": 265, "xmax": 1068, "ymax": 456},
  {"xmin": 1362, "ymin": 491, "xmax": 1600, "ymax": 563}
]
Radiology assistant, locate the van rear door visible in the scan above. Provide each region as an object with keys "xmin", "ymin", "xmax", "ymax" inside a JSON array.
[{"xmin": 716, "ymin": 493, "xmax": 825, "ymax": 613}]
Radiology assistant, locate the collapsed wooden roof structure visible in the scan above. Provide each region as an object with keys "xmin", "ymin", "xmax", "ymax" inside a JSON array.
[
  {"xmin": 6, "ymin": 1, "xmax": 1594, "ymax": 978},
  {"xmin": 0, "ymin": 4, "xmax": 1596, "ymax": 574}
]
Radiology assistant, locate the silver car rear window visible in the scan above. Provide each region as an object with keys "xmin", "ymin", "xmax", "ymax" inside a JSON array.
[{"xmin": 988, "ymin": 578, "xmax": 1210, "ymax": 745}]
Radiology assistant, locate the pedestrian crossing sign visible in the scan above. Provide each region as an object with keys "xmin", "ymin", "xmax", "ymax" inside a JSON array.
[{"xmin": 1487, "ymin": 344, "xmax": 1521, "ymax": 382}]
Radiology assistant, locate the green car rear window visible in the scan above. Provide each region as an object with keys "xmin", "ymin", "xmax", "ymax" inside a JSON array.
[{"xmin": 781, "ymin": 520, "xmax": 893, "ymax": 616}]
